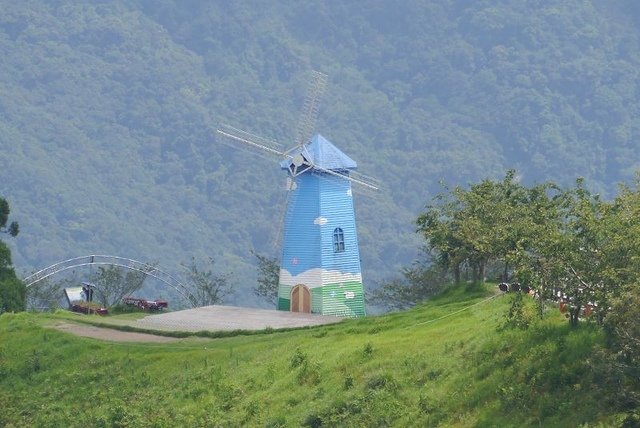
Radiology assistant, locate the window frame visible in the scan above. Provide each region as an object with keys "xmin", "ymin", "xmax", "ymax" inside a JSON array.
[{"xmin": 333, "ymin": 227, "xmax": 345, "ymax": 253}]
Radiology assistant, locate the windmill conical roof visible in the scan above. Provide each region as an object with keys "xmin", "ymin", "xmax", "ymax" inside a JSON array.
[{"xmin": 281, "ymin": 134, "xmax": 357, "ymax": 171}]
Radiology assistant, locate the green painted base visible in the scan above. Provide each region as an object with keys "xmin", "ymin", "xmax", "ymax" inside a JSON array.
[
  {"xmin": 277, "ymin": 297, "xmax": 290, "ymax": 311},
  {"xmin": 277, "ymin": 281, "xmax": 365, "ymax": 317}
]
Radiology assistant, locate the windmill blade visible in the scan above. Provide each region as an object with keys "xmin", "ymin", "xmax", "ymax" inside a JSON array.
[
  {"xmin": 311, "ymin": 165, "xmax": 380, "ymax": 192},
  {"xmin": 310, "ymin": 170, "xmax": 381, "ymax": 199},
  {"xmin": 217, "ymin": 124, "xmax": 286, "ymax": 158},
  {"xmin": 288, "ymin": 70, "xmax": 328, "ymax": 153},
  {"xmin": 297, "ymin": 139, "xmax": 381, "ymax": 192},
  {"xmin": 271, "ymin": 177, "xmax": 296, "ymax": 249},
  {"xmin": 349, "ymin": 170, "xmax": 382, "ymax": 189}
]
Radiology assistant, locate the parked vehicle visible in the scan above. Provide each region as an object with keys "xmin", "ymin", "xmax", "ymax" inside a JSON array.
[{"xmin": 122, "ymin": 297, "xmax": 168, "ymax": 311}]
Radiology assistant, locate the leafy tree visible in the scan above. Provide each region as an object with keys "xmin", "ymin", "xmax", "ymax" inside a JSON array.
[
  {"xmin": 90, "ymin": 264, "xmax": 155, "ymax": 307},
  {"xmin": 25, "ymin": 272, "xmax": 87, "ymax": 311},
  {"xmin": 0, "ymin": 197, "xmax": 24, "ymax": 313},
  {"xmin": 25, "ymin": 277, "xmax": 66, "ymax": 311},
  {"xmin": 182, "ymin": 257, "xmax": 234, "ymax": 306},
  {"xmin": 251, "ymin": 250, "xmax": 279, "ymax": 306},
  {"xmin": 416, "ymin": 170, "xmax": 545, "ymax": 285},
  {"xmin": 508, "ymin": 176, "xmax": 640, "ymax": 329},
  {"xmin": 601, "ymin": 284, "xmax": 640, "ymax": 416},
  {"xmin": 605, "ymin": 285, "xmax": 640, "ymax": 368},
  {"xmin": 0, "ymin": 199, "xmax": 19, "ymax": 238},
  {"xmin": 508, "ymin": 184, "xmax": 566, "ymax": 317},
  {"xmin": 0, "ymin": 273, "xmax": 24, "ymax": 314},
  {"xmin": 415, "ymin": 188, "xmax": 468, "ymax": 284},
  {"xmin": 555, "ymin": 181, "xmax": 613, "ymax": 326},
  {"xmin": 514, "ymin": 178, "xmax": 640, "ymax": 326},
  {"xmin": 501, "ymin": 291, "xmax": 531, "ymax": 330},
  {"xmin": 601, "ymin": 180, "xmax": 640, "ymax": 289}
]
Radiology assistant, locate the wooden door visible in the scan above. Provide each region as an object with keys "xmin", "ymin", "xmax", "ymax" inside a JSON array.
[{"xmin": 290, "ymin": 284, "xmax": 311, "ymax": 313}]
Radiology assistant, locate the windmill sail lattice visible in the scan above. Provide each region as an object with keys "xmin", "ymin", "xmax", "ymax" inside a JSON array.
[{"xmin": 293, "ymin": 70, "xmax": 328, "ymax": 149}]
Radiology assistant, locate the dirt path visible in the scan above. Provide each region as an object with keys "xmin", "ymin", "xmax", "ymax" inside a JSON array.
[{"xmin": 52, "ymin": 322, "xmax": 179, "ymax": 343}]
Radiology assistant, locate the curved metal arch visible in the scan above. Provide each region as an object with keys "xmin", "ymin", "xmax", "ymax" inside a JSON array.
[{"xmin": 23, "ymin": 255, "xmax": 197, "ymax": 307}]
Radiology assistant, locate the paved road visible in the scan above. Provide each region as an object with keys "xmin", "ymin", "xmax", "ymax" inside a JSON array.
[{"xmin": 135, "ymin": 305, "xmax": 344, "ymax": 332}]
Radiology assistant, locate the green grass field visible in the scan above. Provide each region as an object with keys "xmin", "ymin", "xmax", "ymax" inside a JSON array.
[{"xmin": 0, "ymin": 284, "xmax": 623, "ymax": 427}]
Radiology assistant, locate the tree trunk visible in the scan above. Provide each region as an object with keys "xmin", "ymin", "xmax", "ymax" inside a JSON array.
[
  {"xmin": 537, "ymin": 281, "xmax": 545, "ymax": 318},
  {"xmin": 479, "ymin": 260, "xmax": 486, "ymax": 283},
  {"xmin": 569, "ymin": 305, "xmax": 580, "ymax": 328}
]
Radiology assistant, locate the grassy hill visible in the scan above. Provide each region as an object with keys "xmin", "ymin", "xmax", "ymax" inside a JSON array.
[{"xmin": 0, "ymin": 284, "xmax": 627, "ymax": 427}]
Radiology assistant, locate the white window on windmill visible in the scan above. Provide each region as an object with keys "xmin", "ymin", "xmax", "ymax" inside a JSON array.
[{"xmin": 333, "ymin": 228, "xmax": 345, "ymax": 253}]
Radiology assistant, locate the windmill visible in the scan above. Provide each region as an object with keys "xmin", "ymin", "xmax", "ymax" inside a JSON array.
[{"xmin": 217, "ymin": 71, "xmax": 378, "ymax": 317}]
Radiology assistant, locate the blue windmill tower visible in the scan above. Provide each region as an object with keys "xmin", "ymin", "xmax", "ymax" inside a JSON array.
[{"xmin": 217, "ymin": 72, "xmax": 378, "ymax": 317}]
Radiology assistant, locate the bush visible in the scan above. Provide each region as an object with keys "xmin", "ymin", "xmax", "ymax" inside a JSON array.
[
  {"xmin": 290, "ymin": 347, "xmax": 307, "ymax": 368},
  {"xmin": 109, "ymin": 303, "xmax": 144, "ymax": 314},
  {"xmin": 296, "ymin": 360, "xmax": 321, "ymax": 386},
  {"xmin": 365, "ymin": 372, "xmax": 397, "ymax": 392},
  {"xmin": 501, "ymin": 292, "xmax": 533, "ymax": 330},
  {"xmin": 0, "ymin": 274, "xmax": 25, "ymax": 314}
]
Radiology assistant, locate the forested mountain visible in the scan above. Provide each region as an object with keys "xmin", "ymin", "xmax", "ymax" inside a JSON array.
[{"xmin": 1, "ymin": 1, "xmax": 639, "ymax": 305}]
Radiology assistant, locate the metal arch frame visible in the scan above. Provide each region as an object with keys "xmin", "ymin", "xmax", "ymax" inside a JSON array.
[{"xmin": 23, "ymin": 255, "xmax": 198, "ymax": 307}]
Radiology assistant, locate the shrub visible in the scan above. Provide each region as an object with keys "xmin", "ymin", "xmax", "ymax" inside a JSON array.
[
  {"xmin": 362, "ymin": 342, "xmax": 374, "ymax": 359},
  {"xmin": 290, "ymin": 347, "xmax": 307, "ymax": 368},
  {"xmin": 296, "ymin": 360, "xmax": 321, "ymax": 386},
  {"xmin": 365, "ymin": 372, "xmax": 397, "ymax": 392}
]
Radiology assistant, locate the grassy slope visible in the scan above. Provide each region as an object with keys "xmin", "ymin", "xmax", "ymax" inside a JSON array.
[{"xmin": 0, "ymin": 285, "xmax": 619, "ymax": 427}]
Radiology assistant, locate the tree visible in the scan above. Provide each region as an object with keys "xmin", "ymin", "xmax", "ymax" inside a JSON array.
[
  {"xmin": 416, "ymin": 170, "xmax": 543, "ymax": 285},
  {"xmin": 251, "ymin": 250, "xmax": 279, "ymax": 306},
  {"xmin": 415, "ymin": 191, "xmax": 468, "ymax": 284},
  {"xmin": 507, "ymin": 182, "xmax": 566, "ymax": 317},
  {"xmin": 0, "ymin": 197, "xmax": 24, "ymax": 313},
  {"xmin": 90, "ymin": 264, "xmax": 155, "ymax": 307},
  {"xmin": 602, "ymin": 285, "xmax": 640, "ymax": 413},
  {"xmin": 25, "ymin": 277, "xmax": 67, "ymax": 311},
  {"xmin": 182, "ymin": 257, "xmax": 234, "ymax": 306},
  {"xmin": 605, "ymin": 285, "xmax": 640, "ymax": 367},
  {"xmin": 0, "ymin": 198, "xmax": 19, "ymax": 238},
  {"xmin": 554, "ymin": 181, "xmax": 613, "ymax": 326},
  {"xmin": 510, "ymin": 177, "xmax": 640, "ymax": 327}
]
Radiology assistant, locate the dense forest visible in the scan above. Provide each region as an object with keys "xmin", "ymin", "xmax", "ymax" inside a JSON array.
[{"xmin": 2, "ymin": 1, "xmax": 640, "ymax": 305}]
